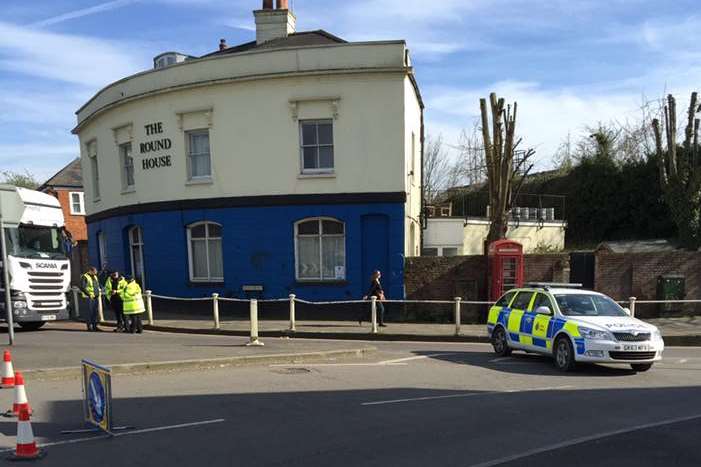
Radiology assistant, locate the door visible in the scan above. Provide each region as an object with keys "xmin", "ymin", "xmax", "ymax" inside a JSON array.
[
  {"xmin": 361, "ymin": 215, "xmax": 390, "ymax": 295},
  {"xmin": 570, "ymin": 252, "xmax": 594, "ymax": 289},
  {"xmin": 128, "ymin": 226, "xmax": 146, "ymax": 288}
]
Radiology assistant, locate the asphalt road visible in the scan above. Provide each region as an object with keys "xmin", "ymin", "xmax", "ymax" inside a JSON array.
[{"xmin": 1, "ymin": 336, "xmax": 700, "ymax": 466}]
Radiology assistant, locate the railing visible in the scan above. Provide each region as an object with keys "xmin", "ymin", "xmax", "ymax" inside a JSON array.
[{"xmin": 69, "ymin": 288, "xmax": 701, "ymax": 343}]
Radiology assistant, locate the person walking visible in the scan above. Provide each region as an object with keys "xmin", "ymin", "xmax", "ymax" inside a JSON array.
[
  {"xmin": 104, "ymin": 271, "xmax": 127, "ymax": 332},
  {"xmin": 79, "ymin": 266, "xmax": 100, "ymax": 332},
  {"xmin": 361, "ymin": 270, "xmax": 387, "ymax": 327},
  {"xmin": 121, "ymin": 276, "xmax": 145, "ymax": 334}
]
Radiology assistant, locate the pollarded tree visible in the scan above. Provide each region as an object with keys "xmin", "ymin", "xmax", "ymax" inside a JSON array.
[
  {"xmin": 652, "ymin": 93, "xmax": 701, "ymax": 250},
  {"xmin": 479, "ymin": 93, "xmax": 535, "ymax": 246}
]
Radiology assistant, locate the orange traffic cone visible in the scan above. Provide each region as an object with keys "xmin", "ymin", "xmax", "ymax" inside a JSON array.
[
  {"xmin": 10, "ymin": 372, "xmax": 31, "ymax": 417},
  {"xmin": 1, "ymin": 350, "xmax": 15, "ymax": 388},
  {"xmin": 8, "ymin": 407, "xmax": 45, "ymax": 460}
]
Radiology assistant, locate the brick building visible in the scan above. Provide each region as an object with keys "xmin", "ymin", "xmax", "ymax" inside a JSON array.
[{"xmin": 39, "ymin": 159, "xmax": 88, "ymax": 284}]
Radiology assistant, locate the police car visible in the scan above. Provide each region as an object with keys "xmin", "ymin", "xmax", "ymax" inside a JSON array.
[{"xmin": 486, "ymin": 283, "xmax": 664, "ymax": 372}]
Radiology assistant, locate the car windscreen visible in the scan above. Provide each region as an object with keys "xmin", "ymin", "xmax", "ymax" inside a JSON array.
[{"xmin": 554, "ymin": 294, "xmax": 628, "ymax": 317}]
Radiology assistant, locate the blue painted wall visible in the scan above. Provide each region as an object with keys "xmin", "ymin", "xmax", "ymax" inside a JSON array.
[{"xmin": 88, "ymin": 202, "xmax": 405, "ymax": 300}]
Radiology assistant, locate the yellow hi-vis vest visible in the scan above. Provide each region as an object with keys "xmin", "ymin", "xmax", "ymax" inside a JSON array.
[
  {"xmin": 104, "ymin": 277, "xmax": 127, "ymax": 302},
  {"xmin": 81, "ymin": 273, "xmax": 97, "ymax": 299},
  {"xmin": 121, "ymin": 281, "xmax": 145, "ymax": 315}
]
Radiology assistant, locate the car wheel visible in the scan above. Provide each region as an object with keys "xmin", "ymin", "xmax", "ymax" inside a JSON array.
[
  {"xmin": 554, "ymin": 335, "xmax": 576, "ymax": 372},
  {"xmin": 631, "ymin": 363, "xmax": 653, "ymax": 372},
  {"xmin": 492, "ymin": 326, "xmax": 512, "ymax": 357},
  {"xmin": 18, "ymin": 322, "xmax": 46, "ymax": 331}
]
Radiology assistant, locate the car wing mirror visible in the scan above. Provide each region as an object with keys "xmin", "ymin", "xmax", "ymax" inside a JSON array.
[
  {"xmin": 535, "ymin": 306, "xmax": 552, "ymax": 315},
  {"xmin": 622, "ymin": 307, "xmax": 632, "ymax": 316}
]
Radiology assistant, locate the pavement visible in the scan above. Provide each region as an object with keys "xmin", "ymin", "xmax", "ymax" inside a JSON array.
[
  {"xmin": 0, "ymin": 336, "xmax": 699, "ymax": 466},
  {"xmin": 0, "ymin": 322, "xmax": 376, "ymax": 379},
  {"xmin": 102, "ymin": 312, "xmax": 701, "ymax": 346}
]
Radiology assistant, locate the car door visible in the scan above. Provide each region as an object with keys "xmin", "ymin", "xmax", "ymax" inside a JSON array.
[
  {"xmin": 530, "ymin": 293, "xmax": 555, "ymax": 353},
  {"xmin": 507, "ymin": 291, "xmax": 535, "ymax": 348}
]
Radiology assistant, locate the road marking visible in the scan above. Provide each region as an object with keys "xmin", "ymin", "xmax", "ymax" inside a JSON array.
[
  {"xmin": 362, "ymin": 386, "xmax": 573, "ymax": 406},
  {"xmin": 679, "ymin": 359, "xmax": 688, "ymax": 364},
  {"xmin": 269, "ymin": 353, "xmax": 459, "ymax": 368},
  {"xmin": 469, "ymin": 413, "xmax": 701, "ymax": 467},
  {"xmin": 0, "ymin": 418, "xmax": 226, "ymax": 453},
  {"xmin": 377, "ymin": 353, "xmax": 460, "ymax": 365}
]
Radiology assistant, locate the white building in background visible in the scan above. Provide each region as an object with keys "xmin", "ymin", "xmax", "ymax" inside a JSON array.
[{"xmin": 73, "ymin": 0, "xmax": 423, "ymax": 300}]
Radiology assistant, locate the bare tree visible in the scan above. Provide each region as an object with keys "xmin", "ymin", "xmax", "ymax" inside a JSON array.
[
  {"xmin": 479, "ymin": 93, "xmax": 536, "ymax": 246},
  {"xmin": 652, "ymin": 92, "xmax": 701, "ymax": 249},
  {"xmin": 423, "ymin": 134, "xmax": 454, "ymax": 204},
  {"xmin": 453, "ymin": 121, "xmax": 487, "ymax": 186},
  {"xmin": 1, "ymin": 170, "xmax": 39, "ymax": 190}
]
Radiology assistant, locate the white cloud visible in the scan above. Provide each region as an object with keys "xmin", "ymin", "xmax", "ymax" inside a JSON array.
[
  {"xmin": 0, "ymin": 21, "xmax": 148, "ymax": 87},
  {"xmin": 31, "ymin": 0, "xmax": 140, "ymax": 28},
  {"xmin": 0, "ymin": 143, "xmax": 79, "ymax": 180}
]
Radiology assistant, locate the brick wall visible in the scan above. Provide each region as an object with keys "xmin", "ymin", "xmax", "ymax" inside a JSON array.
[
  {"xmin": 595, "ymin": 251, "xmax": 701, "ymax": 317},
  {"xmin": 55, "ymin": 189, "xmax": 87, "ymax": 241}
]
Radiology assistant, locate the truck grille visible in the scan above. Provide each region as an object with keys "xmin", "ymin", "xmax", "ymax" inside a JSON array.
[
  {"xmin": 613, "ymin": 332, "xmax": 651, "ymax": 342},
  {"xmin": 609, "ymin": 351, "xmax": 657, "ymax": 361},
  {"xmin": 27, "ymin": 272, "xmax": 64, "ymax": 293}
]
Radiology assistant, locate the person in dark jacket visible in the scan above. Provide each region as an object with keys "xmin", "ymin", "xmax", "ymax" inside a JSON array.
[{"xmin": 361, "ymin": 270, "xmax": 386, "ymax": 327}]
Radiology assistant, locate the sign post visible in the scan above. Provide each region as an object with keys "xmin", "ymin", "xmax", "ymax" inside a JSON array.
[{"xmin": 81, "ymin": 360, "xmax": 113, "ymax": 434}]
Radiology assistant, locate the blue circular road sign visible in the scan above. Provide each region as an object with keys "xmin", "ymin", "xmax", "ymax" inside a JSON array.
[{"xmin": 88, "ymin": 372, "xmax": 106, "ymax": 423}]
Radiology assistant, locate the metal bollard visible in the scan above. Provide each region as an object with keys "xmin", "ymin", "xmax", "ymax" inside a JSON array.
[
  {"xmin": 212, "ymin": 293, "xmax": 220, "ymax": 330},
  {"xmin": 97, "ymin": 288, "xmax": 105, "ymax": 324},
  {"xmin": 370, "ymin": 296, "xmax": 378, "ymax": 334},
  {"xmin": 71, "ymin": 286, "xmax": 80, "ymax": 320},
  {"xmin": 629, "ymin": 296, "xmax": 637, "ymax": 318},
  {"xmin": 246, "ymin": 299, "xmax": 264, "ymax": 346},
  {"xmin": 145, "ymin": 290, "xmax": 154, "ymax": 326},
  {"xmin": 454, "ymin": 297, "xmax": 462, "ymax": 336},
  {"xmin": 289, "ymin": 294, "xmax": 296, "ymax": 332}
]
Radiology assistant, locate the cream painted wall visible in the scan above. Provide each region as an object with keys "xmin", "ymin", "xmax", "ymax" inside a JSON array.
[
  {"xmin": 462, "ymin": 220, "xmax": 566, "ymax": 255},
  {"xmin": 78, "ymin": 72, "xmax": 414, "ymax": 216},
  {"xmin": 403, "ymin": 77, "xmax": 422, "ymax": 257},
  {"xmin": 424, "ymin": 218, "xmax": 465, "ymax": 254}
]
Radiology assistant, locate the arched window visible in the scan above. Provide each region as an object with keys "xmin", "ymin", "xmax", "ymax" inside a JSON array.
[
  {"xmin": 128, "ymin": 226, "xmax": 145, "ymax": 287},
  {"xmin": 295, "ymin": 218, "xmax": 346, "ymax": 281},
  {"xmin": 187, "ymin": 222, "xmax": 223, "ymax": 282}
]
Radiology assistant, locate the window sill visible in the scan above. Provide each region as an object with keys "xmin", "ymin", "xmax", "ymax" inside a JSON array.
[
  {"xmin": 295, "ymin": 280, "xmax": 348, "ymax": 286},
  {"xmin": 298, "ymin": 172, "xmax": 336, "ymax": 179},
  {"xmin": 186, "ymin": 177, "xmax": 214, "ymax": 186},
  {"xmin": 121, "ymin": 188, "xmax": 136, "ymax": 195},
  {"xmin": 93, "ymin": 198, "xmax": 101, "ymax": 203}
]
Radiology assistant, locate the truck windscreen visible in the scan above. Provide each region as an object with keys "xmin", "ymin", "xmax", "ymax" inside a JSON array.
[{"xmin": 4, "ymin": 226, "xmax": 66, "ymax": 259}]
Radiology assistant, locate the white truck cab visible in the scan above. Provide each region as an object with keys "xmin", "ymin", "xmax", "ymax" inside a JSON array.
[{"xmin": 0, "ymin": 185, "xmax": 71, "ymax": 330}]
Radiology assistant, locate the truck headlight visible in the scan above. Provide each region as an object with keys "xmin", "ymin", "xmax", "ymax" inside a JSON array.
[{"xmin": 579, "ymin": 327, "xmax": 612, "ymax": 340}]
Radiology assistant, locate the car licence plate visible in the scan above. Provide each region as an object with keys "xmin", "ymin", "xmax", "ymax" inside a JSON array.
[
  {"xmin": 623, "ymin": 344, "xmax": 649, "ymax": 351},
  {"xmin": 40, "ymin": 315, "xmax": 57, "ymax": 321}
]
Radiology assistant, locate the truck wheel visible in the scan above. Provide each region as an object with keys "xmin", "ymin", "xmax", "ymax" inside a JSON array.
[
  {"xmin": 553, "ymin": 335, "xmax": 576, "ymax": 372},
  {"xmin": 492, "ymin": 326, "xmax": 512, "ymax": 357},
  {"xmin": 631, "ymin": 363, "xmax": 653, "ymax": 372},
  {"xmin": 18, "ymin": 322, "xmax": 46, "ymax": 331}
]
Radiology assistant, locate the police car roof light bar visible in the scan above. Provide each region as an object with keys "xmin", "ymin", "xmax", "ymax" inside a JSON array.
[{"xmin": 524, "ymin": 282, "xmax": 584, "ymax": 290}]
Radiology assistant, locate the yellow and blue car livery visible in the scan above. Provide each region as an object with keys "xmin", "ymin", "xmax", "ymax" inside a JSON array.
[{"xmin": 486, "ymin": 286, "xmax": 665, "ymax": 371}]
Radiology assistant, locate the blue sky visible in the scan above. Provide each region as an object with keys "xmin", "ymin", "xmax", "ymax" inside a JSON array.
[{"xmin": 1, "ymin": 0, "xmax": 699, "ymax": 181}]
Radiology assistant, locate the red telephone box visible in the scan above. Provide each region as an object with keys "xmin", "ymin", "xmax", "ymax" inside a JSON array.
[{"xmin": 488, "ymin": 240, "xmax": 524, "ymax": 301}]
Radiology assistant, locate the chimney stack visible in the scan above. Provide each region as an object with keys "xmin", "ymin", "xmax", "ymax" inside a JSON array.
[
  {"xmin": 254, "ymin": 0, "xmax": 296, "ymax": 45},
  {"xmin": 219, "ymin": 39, "xmax": 228, "ymax": 51}
]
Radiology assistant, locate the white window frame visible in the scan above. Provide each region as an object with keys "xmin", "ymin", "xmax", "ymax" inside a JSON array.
[
  {"xmin": 294, "ymin": 217, "xmax": 346, "ymax": 282},
  {"xmin": 186, "ymin": 222, "xmax": 224, "ymax": 282},
  {"xmin": 299, "ymin": 120, "xmax": 334, "ymax": 174},
  {"xmin": 119, "ymin": 142, "xmax": 135, "ymax": 192},
  {"xmin": 128, "ymin": 226, "xmax": 146, "ymax": 288},
  {"xmin": 185, "ymin": 129, "xmax": 212, "ymax": 181},
  {"xmin": 69, "ymin": 192, "xmax": 85, "ymax": 215}
]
